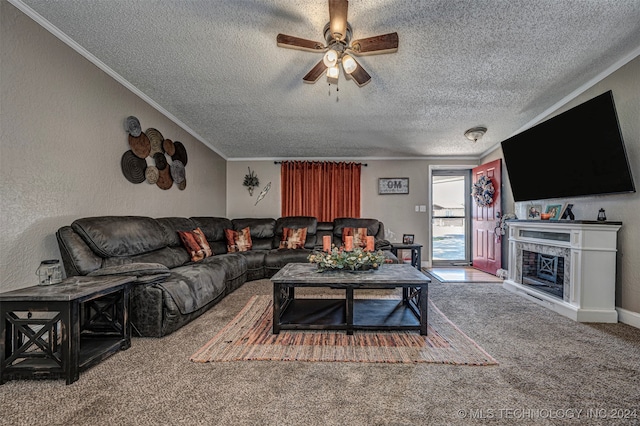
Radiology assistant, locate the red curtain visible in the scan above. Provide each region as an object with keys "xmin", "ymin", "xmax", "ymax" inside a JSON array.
[{"xmin": 281, "ymin": 161, "xmax": 361, "ymax": 221}]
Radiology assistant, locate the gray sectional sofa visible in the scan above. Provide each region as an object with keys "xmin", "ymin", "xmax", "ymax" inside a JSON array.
[{"xmin": 56, "ymin": 216, "xmax": 397, "ymax": 337}]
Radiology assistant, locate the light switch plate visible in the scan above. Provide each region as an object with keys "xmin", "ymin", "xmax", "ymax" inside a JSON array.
[{"xmin": 419, "ymin": 205, "xmax": 427, "ymax": 212}]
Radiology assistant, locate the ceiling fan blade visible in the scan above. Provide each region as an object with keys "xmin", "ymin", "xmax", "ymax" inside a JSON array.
[
  {"xmin": 303, "ymin": 60, "xmax": 329, "ymax": 83},
  {"xmin": 348, "ymin": 58, "xmax": 371, "ymax": 87},
  {"xmin": 329, "ymin": 0, "xmax": 349, "ymax": 41},
  {"xmin": 277, "ymin": 34, "xmax": 325, "ymax": 52},
  {"xmin": 350, "ymin": 32, "xmax": 399, "ymax": 55}
]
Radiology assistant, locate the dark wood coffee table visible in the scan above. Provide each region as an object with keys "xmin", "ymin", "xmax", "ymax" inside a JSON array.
[{"xmin": 270, "ymin": 263, "xmax": 430, "ymax": 335}]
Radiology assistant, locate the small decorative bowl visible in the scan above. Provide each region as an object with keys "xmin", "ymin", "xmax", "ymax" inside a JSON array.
[{"xmin": 541, "ymin": 213, "xmax": 552, "ymax": 220}]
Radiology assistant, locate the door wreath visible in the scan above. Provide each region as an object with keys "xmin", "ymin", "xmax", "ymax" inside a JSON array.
[{"xmin": 472, "ymin": 175, "xmax": 495, "ymax": 207}]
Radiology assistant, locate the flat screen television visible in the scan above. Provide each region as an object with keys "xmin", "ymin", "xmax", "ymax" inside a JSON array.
[{"xmin": 501, "ymin": 90, "xmax": 635, "ymax": 202}]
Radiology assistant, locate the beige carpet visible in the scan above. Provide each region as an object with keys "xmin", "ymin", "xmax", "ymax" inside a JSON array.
[
  {"xmin": 2, "ymin": 279, "xmax": 640, "ymax": 425},
  {"xmin": 425, "ymin": 267, "xmax": 504, "ymax": 283},
  {"xmin": 190, "ymin": 295, "xmax": 498, "ymax": 365}
]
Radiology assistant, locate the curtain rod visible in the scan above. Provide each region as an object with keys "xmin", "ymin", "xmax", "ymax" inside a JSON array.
[{"xmin": 274, "ymin": 161, "xmax": 367, "ymax": 166}]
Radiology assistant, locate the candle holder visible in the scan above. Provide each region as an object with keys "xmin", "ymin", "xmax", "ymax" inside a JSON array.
[{"xmin": 36, "ymin": 259, "xmax": 62, "ymax": 286}]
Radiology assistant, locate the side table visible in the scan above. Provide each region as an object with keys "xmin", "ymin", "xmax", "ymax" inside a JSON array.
[
  {"xmin": 390, "ymin": 243, "xmax": 423, "ymax": 270},
  {"xmin": 1, "ymin": 275, "xmax": 134, "ymax": 385}
]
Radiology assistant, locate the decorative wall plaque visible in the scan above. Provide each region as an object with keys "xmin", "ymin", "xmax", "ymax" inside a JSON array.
[{"xmin": 378, "ymin": 178, "xmax": 409, "ymax": 194}]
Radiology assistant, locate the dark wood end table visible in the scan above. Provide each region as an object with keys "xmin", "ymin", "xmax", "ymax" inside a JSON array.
[
  {"xmin": 390, "ymin": 243, "xmax": 423, "ymax": 269},
  {"xmin": 1, "ymin": 275, "xmax": 134, "ymax": 385}
]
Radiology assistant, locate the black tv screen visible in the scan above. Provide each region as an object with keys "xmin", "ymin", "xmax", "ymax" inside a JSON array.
[{"xmin": 502, "ymin": 90, "xmax": 635, "ymax": 202}]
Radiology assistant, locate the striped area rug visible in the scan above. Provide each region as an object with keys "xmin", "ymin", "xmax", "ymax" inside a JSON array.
[{"xmin": 190, "ymin": 296, "xmax": 498, "ymax": 365}]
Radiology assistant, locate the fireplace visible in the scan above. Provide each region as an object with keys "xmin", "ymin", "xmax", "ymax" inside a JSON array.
[
  {"xmin": 513, "ymin": 240, "xmax": 571, "ymax": 303},
  {"xmin": 521, "ymin": 250, "xmax": 564, "ymax": 299},
  {"xmin": 503, "ymin": 220, "xmax": 620, "ymax": 323}
]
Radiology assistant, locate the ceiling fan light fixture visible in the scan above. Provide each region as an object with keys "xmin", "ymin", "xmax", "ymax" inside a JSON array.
[
  {"xmin": 327, "ymin": 65, "xmax": 340, "ymax": 79},
  {"xmin": 464, "ymin": 126, "xmax": 487, "ymax": 143},
  {"xmin": 323, "ymin": 49, "xmax": 338, "ymax": 67},
  {"xmin": 342, "ymin": 54, "xmax": 357, "ymax": 74},
  {"xmin": 277, "ymin": 0, "xmax": 398, "ymax": 88}
]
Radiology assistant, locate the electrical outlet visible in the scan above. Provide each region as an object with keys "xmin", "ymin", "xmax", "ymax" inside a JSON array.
[{"xmin": 419, "ymin": 205, "xmax": 427, "ymax": 212}]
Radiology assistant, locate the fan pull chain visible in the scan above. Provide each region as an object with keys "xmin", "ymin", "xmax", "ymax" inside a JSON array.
[{"xmin": 328, "ymin": 83, "xmax": 339, "ymax": 102}]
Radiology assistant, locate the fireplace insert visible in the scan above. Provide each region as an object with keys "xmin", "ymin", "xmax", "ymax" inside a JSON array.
[{"xmin": 521, "ymin": 250, "xmax": 564, "ymax": 299}]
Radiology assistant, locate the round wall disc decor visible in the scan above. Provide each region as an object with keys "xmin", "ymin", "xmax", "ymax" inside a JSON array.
[
  {"xmin": 163, "ymin": 139, "xmax": 176, "ymax": 156},
  {"xmin": 156, "ymin": 166, "xmax": 173, "ymax": 190},
  {"xmin": 170, "ymin": 160, "xmax": 185, "ymax": 184},
  {"xmin": 128, "ymin": 132, "xmax": 151, "ymax": 158},
  {"xmin": 172, "ymin": 141, "xmax": 188, "ymax": 166},
  {"xmin": 146, "ymin": 128, "xmax": 164, "ymax": 155},
  {"xmin": 121, "ymin": 150, "xmax": 147, "ymax": 184},
  {"xmin": 124, "ymin": 116, "xmax": 142, "ymax": 137},
  {"xmin": 153, "ymin": 152, "xmax": 168, "ymax": 170},
  {"xmin": 145, "ymin": 166, "xmax": 159, "ymax": 184}
]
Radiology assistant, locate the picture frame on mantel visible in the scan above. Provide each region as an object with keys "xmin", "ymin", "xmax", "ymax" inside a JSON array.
[
  {"xmin": 560, "ymin": 203, "xmax": 575, "ymax": 220},
  {"xmin": 527, "ymin": 205, "xmax": 542, "ymax": 220},
  {"xmin": 545, "ymin": 204, "xmax": 563, "ymax": 220},
  {"xmin": 378, "ymin": 178, "xmax": 409, "ymax": 194}
]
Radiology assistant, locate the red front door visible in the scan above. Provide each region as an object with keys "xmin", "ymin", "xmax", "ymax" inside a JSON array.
[{"xmin": 472, "ymin": 159, "xmax": 502, "ymax": 275}]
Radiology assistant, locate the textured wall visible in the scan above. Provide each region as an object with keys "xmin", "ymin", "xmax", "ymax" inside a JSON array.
[
  {"xmin": 0, "ymin": 3, "xmax": 227, "ymax": 292},
  {"xmin": 485, "ymin": 56, "xmax": 640, "ymax": 315},
  {"xmin": 226, "ymin": 158, "xmax": 477, "ymax": 264},
  {"xmin": 226, "ymin": 161, "xmax": 281, "ymax": 218}
]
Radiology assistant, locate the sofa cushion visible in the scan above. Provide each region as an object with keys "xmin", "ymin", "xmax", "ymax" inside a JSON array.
[
  {"xmin": 190, "ymin": 217, "xmax": 233, "ymax": 255},
  {"xmin": 72, "ymin": 216, "xmax": 168, "ymax": 258},
  {"xmin": 332, "ymin": 218, "xmax": 380, "ymax": 238},
  {"xmin": 203, "ymin": 253, "xmax": 248, "ymax": 293},
  {"xmin": 238, "ymin": 250, "xmax": 268, "ymax": 281},
  {"xmin": 232, "ymin": 218, "xmax": 276, "ymax": 250},
  {"xmin": 274, "ymin": 216, "xmax": 318, "ymax": 250},
  {"xmin": 56, "ymin": 226, "xmax": 103, "ymax": 275},
  {"xmin": 265, "ymin": 248, "xmax": 313, "ymax": 271},
  {"xmin": 225, "ymin": 227, "xmax": 252, "ymax": 252},
  {"xmin": 156, "ymin": 217, "xmax": 198, "ymax": 247},
  {"xmin": 102, "ymin": 246, "xmax": 190, "ymax": 270},
  {"xmin": 279, "ymin": 227, "xmax": 307, "ymax": 249},
  {"xmin": 88, "ymin": 263, "xmax": 171, "ymax": 284},
  {"xmin": 87, "ymin": 262, "xmax": 169, "ymax": 277},
  {"xmin": 157, "ymin": 263, "xmax": 227, "ymax": 315}
]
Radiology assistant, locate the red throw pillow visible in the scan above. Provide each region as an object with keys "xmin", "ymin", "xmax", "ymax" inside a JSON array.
[
  {"xmin": 224, "ymin": 227, "xmax": 252, "ymax": 252},
  {"xmin": 192, "ymin": 228, "xmax": 212, "ymax": 257},
  {"xmin": 342, "ymin": 227, "xmax": 368, "ymax": 248},
  {"xmin": 279, "ymin": 227, "xmax": 307, "ymax": 249},
  {"xmin": 178, "ymin": 227, "xmax": 212, "ymax": 262}
]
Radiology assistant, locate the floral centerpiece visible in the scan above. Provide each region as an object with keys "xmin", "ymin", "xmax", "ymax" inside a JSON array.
[{"xmin": 308, "ymin": 246, "xmax": 387, "ymax": 272}]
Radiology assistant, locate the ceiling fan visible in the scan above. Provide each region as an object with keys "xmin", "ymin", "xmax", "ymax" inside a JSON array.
[{"xmin": 276, "ymin": 0, "xmax": 399, "ymax": 87}]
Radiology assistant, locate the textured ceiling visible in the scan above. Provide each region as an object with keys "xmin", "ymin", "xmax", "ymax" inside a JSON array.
[{"xmin": 14, "ymin": 0, "xmax": 640, "ymax": 160}]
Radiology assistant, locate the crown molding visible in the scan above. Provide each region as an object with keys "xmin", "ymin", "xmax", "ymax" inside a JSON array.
[{"xmin": 228, "ymin": 155, "xmax": 481, "ymax": 162}]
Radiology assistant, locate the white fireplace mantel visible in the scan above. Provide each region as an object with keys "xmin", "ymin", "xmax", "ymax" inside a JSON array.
[{"xmin": 503, "ymin": 220, "xmax": 622, "ymax": 323}]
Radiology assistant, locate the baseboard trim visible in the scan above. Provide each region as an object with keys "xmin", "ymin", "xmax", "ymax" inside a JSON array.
[{"xmin": 616, "ymin": 307, "xmax": 640, "ymax": 329}]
